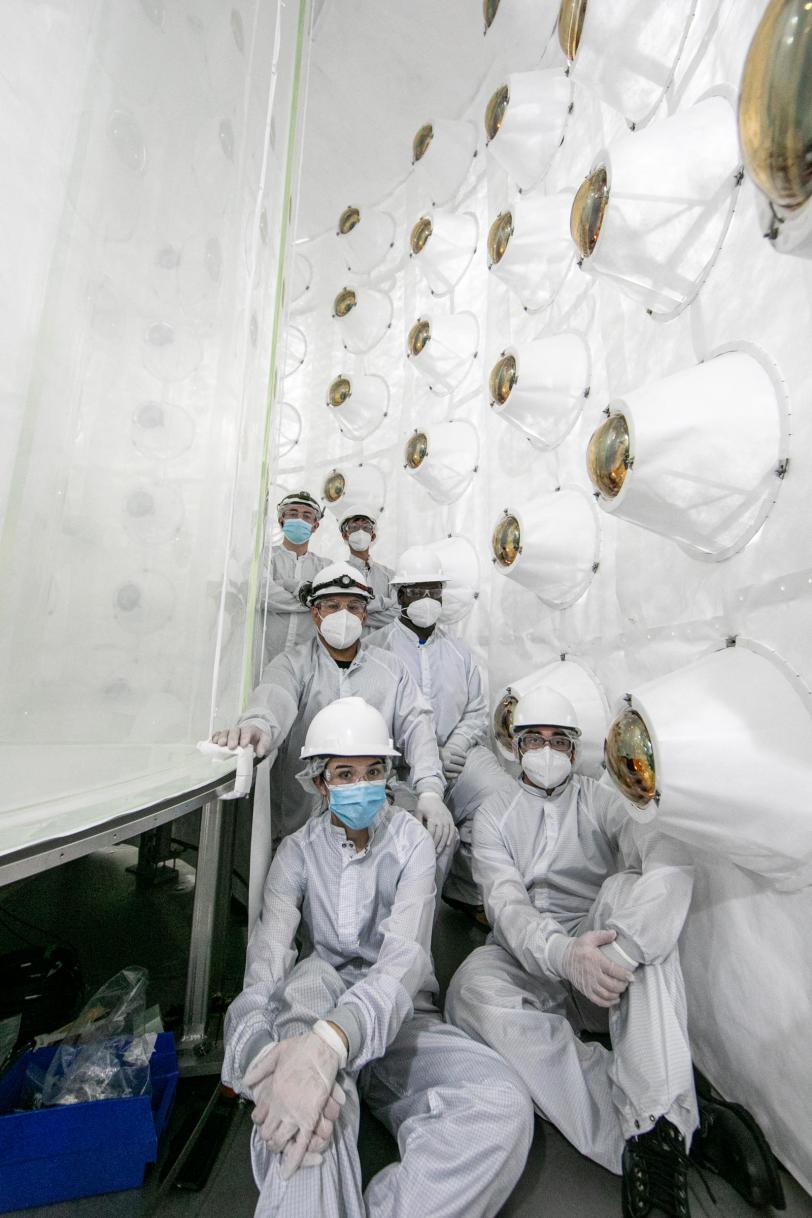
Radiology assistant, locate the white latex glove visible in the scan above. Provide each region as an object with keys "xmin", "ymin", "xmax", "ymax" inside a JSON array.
[
  {"xmin": 210, "ymin": 723, "xmax": 272, "ymax": 757},
  {"xmin": 244, "ymin": 1032, "xmax": 341, "ymax": 1170},
  {"xmin": 439, "ymin": 735, "xmax": 469, "ymax": 780},
  {"xmin": 559, "ymin": 930, "xmax": 634, "ymax": 1009},
  {"xmin": 415, "ymin": 792, "xmax": 459, "ymax": 853},
  {"xmin": 279, "ymin": 1083, "xmax": 346, "ymax": 1179}
]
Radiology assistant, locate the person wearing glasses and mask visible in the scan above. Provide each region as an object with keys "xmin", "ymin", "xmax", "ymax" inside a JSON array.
[
  {"xmin": 255, "ymin": 491, "xmax": 329, "ymax": 675},
  {"xmin": 211, "ymin": 562, "xmax": 456, "ymax": 852},
  {"xmin": 445, "ymin": 685, "xmax": 782, "ymax": 1218},
  {"xmin": 222, "ymin": 697, "xmax": 533, "ymax": 1218},
  {"xmin": 366, "ymin": 546, "xmax": 488, "ymax": 921},
  {"xmin": 338, "ymin": 503, "xmax": 398, "ymax": 634}
]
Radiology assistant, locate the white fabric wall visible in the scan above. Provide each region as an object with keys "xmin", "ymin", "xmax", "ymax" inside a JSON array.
[
  {"xmin": 0, "ymin": 1, "xmax": 308, "ymax": 837},
  {"xmin": 275, "ymin": 0, "xmax": 812, "ymax": 1190}
]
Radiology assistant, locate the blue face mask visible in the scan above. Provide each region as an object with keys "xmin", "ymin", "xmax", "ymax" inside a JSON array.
[
  {"xmin": 328, "ymin": 781, "xmax": 387, "ymax": 830},
  {"xmin": 282, "ymin": 518, "xmax": 313, "ymax": 544}
]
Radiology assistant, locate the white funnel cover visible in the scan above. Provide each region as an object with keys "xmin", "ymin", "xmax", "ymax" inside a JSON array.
[
  {"xmin": 486, "ymin": 69, "xmax": 573, "ymax": 190},
  {"xmin": 332, "ymin": 285, "xmax": 393, "ymax": 354},
  {"xmin": 492, "ymin": 486, "xmax": 600, "ymax": 609},
  {"xmin": 407, "ymin": 311, "xmax": 479, "ymax": 396},
  {"xmin": 488, "ymin": 191, "xmax": 574, "ymax": 312},
  {"xmin": 577, "ymin": 96, "xmax": 741, "ymax": 316},
  {"xmin": 325, "ymin": 372, "xmax": 390, "ymax": 442},
  {"xmin": 411, "ymin": 118, "xmax": 477, "ymax": 207},
  {"xmin": 494, "ymin": 657, "xmax": 609, "ymax": 775},
  {"xmin": 404, "ymin": 420, "xmax": 479, "ymax": 505},
  {"xmin": 532, "ymin": 657, "xmax": 609, "ymax": 778},
  {"xmin": 490, "ymin": 332, "xmax": 590, "ymax": 450},
  {"xmin": 276, "ymin": 402, "xmax": 302, "ymax": 458},
  {"xmin": 567, "ymin": 0, "xmax": 696, "ymax": 128},
  {"xmin": 492, "ymin": 669, "xmax": 549, "ymax": 762},
  {"xmin": 321, "ymin": 462, "xmax": 386, "ymax": 518},
  {"xmin": 423, "ymin": 534, "xmax": 480, "ymax": 623},
  {"xmin": 411, "ymin": 210, "xmax": 478, "ymax": 296},
  {"xmin": 337, "ymin": 206, "xmax": 396, "ymax": 275},
  {"xmin": 591, "ymin": 348, "xmax": 787, "ymax": 560},
  {"xmin": 613, "ymin": 642, "xmax": 812, "ymax": 887},
  {"xmin": 289, "ymin": 253, "xmax": 312, "ymax": 304},
  {"xmin": 284, "ymin": 326, "xmax": 307, "ymax": 376}
]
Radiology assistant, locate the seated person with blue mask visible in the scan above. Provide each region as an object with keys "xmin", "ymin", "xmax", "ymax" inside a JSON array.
[
  {"xmin": 256, "ymin": 490, "xmax": 329, "ymax": 673},
  {"xmin": 222, "ymin": 696, "xmax": 534, "ymax": 1218}
]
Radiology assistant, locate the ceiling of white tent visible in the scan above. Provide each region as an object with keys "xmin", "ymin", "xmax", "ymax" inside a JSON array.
[{"xmin": 297, "ymin": 0, "xmax": 494, "ymax": 237}]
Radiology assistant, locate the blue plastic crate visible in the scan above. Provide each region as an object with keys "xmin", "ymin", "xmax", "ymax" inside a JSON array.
[{"xmin": 0, "ymin": 1031, "xmax": 178, "ymax": 1212}]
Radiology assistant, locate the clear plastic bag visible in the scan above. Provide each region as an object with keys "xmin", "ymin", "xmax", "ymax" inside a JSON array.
[
  {"xmin": 26, "ymin": 966, "xmax": 156, "ymax": 1108},
  {"xmin": 38, "ymin": 1032, "xmax": 157, "ymax": 1107}
]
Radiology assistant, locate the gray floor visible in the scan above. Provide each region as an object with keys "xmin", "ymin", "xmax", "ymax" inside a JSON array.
[{"xmin": 1, "ymin": 837, "xmax": 809, "ymax": 1218}]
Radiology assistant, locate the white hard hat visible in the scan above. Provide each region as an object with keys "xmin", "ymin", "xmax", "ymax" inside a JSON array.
[
  {"xmin": 390, "ymin": 545, "xmax": 446, "ymax": 586},
  {"xmin": 306, "ymin": 561, "xmax": 374, "ymax": 604},
  {"xmin": 276, "ymin": 490, "xmax": 324, "ymax": 519},
  {"xmin": 300, "ymin": 697, "xmax": 401, "ymax": 759},
  {"xmin": 513, "ymin": 685, "xmax": 581, "ymax": 736},
  {"xmin": 339, "ymin": 502, "xmax": 379, "ymax": 529}
]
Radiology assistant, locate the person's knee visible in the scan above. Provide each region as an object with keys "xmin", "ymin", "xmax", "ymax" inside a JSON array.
[
  {"xmin": 444, "ymin": 952, "xmax": 489, "ymax": 1028},
  {"xmin": 598, "ymin": 870, "xmax": 693, "ymax": 965},
  {"xmin": 472, "ymin": 1058, "xmax": 535, "ymax": 1154},
  {"xmin": 289, "ymin": 955, "xmax": 346, "ymax": 1004}
]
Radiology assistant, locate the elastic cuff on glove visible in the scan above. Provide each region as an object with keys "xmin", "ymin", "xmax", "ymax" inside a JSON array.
[
  {"xmin": 325, "ymin": 1003, "xmax": 364, "ymax": 1064},
  {"xmin": 236, "ymin": 716, "xmax": 272, "ymax": 736},
  {"xmin": 313, "ymin": 1019, "xmax": 349, "ymax": 1069},
  {"xmin": 415, "ymin": 778, "xmax": 445, "ymax": 798},
  {"xmin": 600, "ymin": 939, "xmax": 640, "ymax": 971}
]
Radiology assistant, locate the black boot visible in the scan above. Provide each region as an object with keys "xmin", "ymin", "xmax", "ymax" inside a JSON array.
[
  {"xmin": 622, "ymin": 1117, "xmax": 691, "ymax": 1218},
  {"xmin": 690, "ymin": 1092, "xmax": 786, "ymax": 1210}
]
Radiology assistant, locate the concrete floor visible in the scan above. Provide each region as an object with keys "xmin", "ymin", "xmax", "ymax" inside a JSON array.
[{"xmin": 0, "ymin": 835, "xmax": 808, "ymax": 1218}]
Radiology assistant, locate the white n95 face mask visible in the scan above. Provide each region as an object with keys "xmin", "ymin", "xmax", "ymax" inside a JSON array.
[
  {"xmin": 348, "ymin": 529, "xmax": 373, "ymax": 550},
  {"xmin": 319, "ymin": 609, "xmax": 363, "ymax": 649},
  {"xmin": 405, "ymin": 597, "xmax": 442, "ymax": 628},
  {"xmin": 522, "ymin": 748, "xmax": 572, "ymax": 792}
]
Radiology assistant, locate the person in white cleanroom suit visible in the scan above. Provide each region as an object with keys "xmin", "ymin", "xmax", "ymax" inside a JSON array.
[
  {"xmin": 366, "ymin": 545, "xmax": 490, "ymax": 919},
  {"xmin": 445, "ymin": 684, "xmax": 701, "ymax": 1216},
  {"xmin": 338, "ymin": 503, "xmax": 398, "ymax": 633},
  {"xmin": 444, "ymin": 686, "xmax": 785, "ymax": 1218},
  {"xmin": 255, "ymin": 491, "xmax": 329, "ymax": 673},
  {"xmin": 212, "ymin": 562, "xmax": 457, "ymax": 857},
  {"xmin": 222, "ymin": 697, "xmax": 534, "ymax": 1218}
]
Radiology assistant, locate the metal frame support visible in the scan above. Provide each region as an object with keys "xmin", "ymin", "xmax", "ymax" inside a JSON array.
[{"xmin": 177, "ymin": 794, "xmax": 228, "ymax": 1052}]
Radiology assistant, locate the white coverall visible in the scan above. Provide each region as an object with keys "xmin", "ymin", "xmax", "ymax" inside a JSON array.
[
  {"xmin": 347, "ymin": 554, "xmax": 398, "ymax": 633},
  {"xmin": 445, "ymin": 773, "xmax": 698, "ymax": 1174},
  {"xmin": 365, "ymin": 619, "xmax": 489, "ymax": 900},
  {"xmin": 255, "ymin": 545, "xmax": 330, "ymax": 674},
  {"xmin": 222, "ymin": 804, "xmax": 534, "ymax": 1218},
  {"xmin": 444, "ymin": 745, "xmax": 517, "ymax": 904},
  {"xmin": 239, "ymin": 637, "xmax": 446, "ymax": 842}
]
